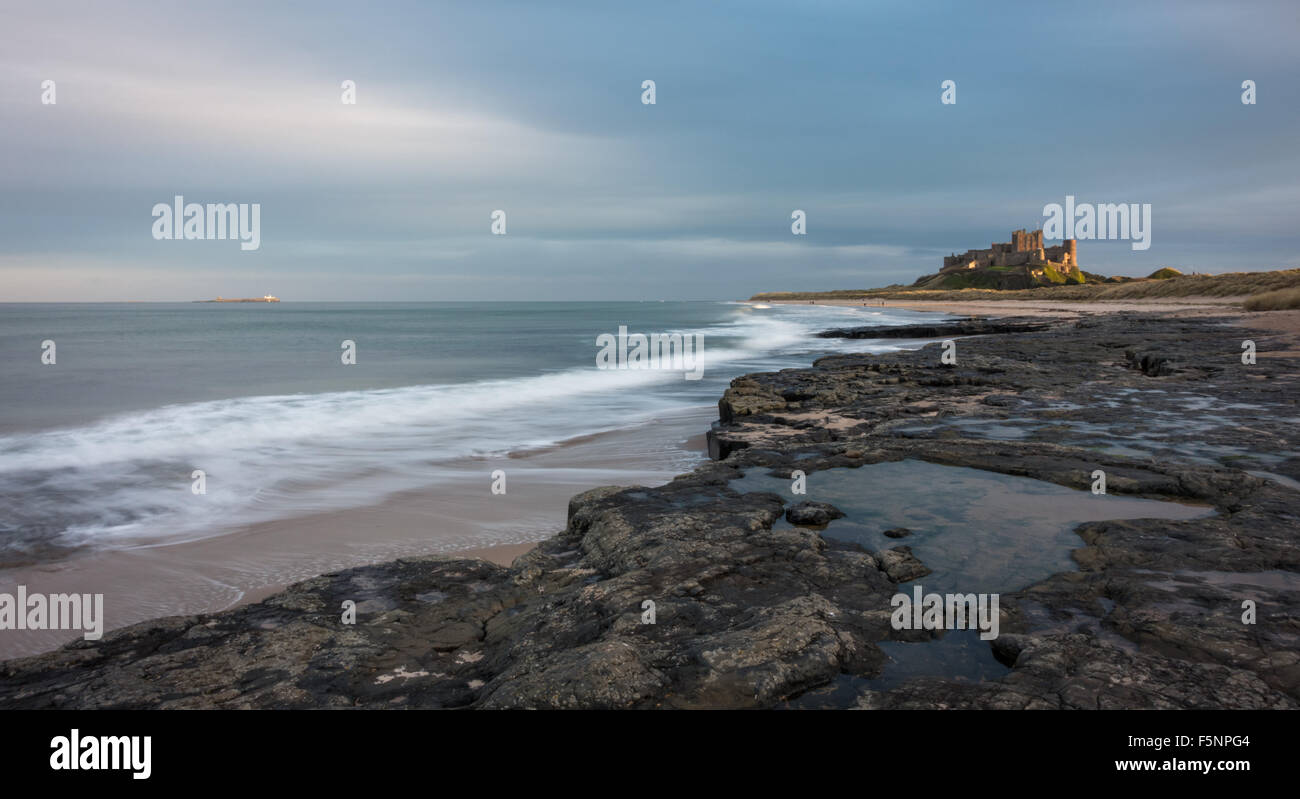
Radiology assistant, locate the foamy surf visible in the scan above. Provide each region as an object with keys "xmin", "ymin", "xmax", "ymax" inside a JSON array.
[{"xmin": 0, "ymin": 302, "xmax": 944, "ymax": 560}]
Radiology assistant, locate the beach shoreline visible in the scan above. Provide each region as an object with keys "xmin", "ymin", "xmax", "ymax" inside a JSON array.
[
  {"xmin": 0, "ymin": 299, "xmax": 952, "ymax": 660},
  {"xmin": 0, "ymin": 406, "xmax": 713, "ymax": 659},
  {"xmin": 762, "ymin": 296, "xmax": 1300, "ymax": 345},
  {"xmin": 3, "ymin": 304, "xmax": 1297, "ymax": 710}
]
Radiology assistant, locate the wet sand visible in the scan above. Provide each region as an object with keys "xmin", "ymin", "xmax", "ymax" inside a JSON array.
[
  {"xmin": 0, "ymin": 405, "xmax": 713, "ymax": 659},
  {"xmin": 1228, "ymin": 309, "xmax": 1300, "ymax": 357}
]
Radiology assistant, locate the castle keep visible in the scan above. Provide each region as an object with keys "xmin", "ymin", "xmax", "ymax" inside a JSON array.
[{"xmin": 942, "ymin": 229, "xmax": 1078, "ymax": 274}]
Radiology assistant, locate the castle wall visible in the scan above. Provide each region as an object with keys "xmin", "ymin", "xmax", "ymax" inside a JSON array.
[
  {"xmin": 944, "ymin": 230, "xmax": 1078, "ymax": 272},
  {"xmin": 1010, "ymin": 229, "xmax": 1043, "ymax": 252}
]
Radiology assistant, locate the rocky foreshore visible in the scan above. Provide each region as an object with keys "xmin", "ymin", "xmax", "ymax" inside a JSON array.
[{"xmin": 2, "ymin": 311, "xmax": 1297, "ymax": 709}]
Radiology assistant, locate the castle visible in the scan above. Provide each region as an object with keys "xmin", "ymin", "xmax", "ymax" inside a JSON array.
[{"xmin": 942, "ymin": 229, "xmax": 1078, "ymax": 275}]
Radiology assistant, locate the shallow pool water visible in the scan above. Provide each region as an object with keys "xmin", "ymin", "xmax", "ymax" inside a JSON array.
[
  {"xmin": 733, "ymin": 459, "xmax": 1213, "ymax": 594},
  {"xmin": 736, "ymin": 459, "xmax": 1216, "ymax": 699},
  {"xmin": 782, "ymin": 630, "xmax": 1012, "ymax": 706}
]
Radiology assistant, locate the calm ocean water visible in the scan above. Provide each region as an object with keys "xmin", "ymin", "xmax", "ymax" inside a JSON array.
[{"xmin": 0, "ymin": 301, "xmax": 942, "ymax": 565}]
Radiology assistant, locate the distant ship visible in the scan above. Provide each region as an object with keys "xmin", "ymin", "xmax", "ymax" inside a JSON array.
[{"xmin": 194, "ymin": 295, "xmax": 280, "ymax": 303}]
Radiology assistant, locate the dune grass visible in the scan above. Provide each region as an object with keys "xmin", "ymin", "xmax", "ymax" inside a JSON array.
[{"xmin": 1243, "ymin": 287, "xmax": 1300, "ymax": 311}]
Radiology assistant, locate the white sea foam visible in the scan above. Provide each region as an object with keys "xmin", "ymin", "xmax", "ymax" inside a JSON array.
[{"xmin": 0, "ymin": 305, "xmax": 937, "ymax": 554}]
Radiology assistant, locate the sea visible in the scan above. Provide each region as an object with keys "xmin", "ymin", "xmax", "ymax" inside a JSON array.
[{"xmin": 0, "ymin": 301, "xmax": 943, "ymax": 568}]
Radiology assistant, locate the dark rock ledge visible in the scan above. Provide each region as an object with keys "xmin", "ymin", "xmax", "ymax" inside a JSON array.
[
  {"xmin": 1, "ymin": 312, "xmax": 1297, "ymax": 709},
  {"xmin": 816, "ymin": 316, "xmax": 1052, "ymax": 340}
]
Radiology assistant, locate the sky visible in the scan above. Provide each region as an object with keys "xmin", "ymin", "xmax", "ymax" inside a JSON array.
[{"xmin": 1, "ymin": 0, "xmax": 1298, "ymax": 301}]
